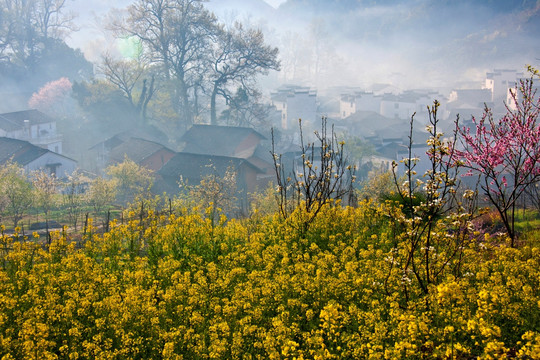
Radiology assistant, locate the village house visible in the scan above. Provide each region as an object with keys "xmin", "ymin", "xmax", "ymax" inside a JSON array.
[
  {"xmin": 340, "ymin": 91, "xmax": 382, "ymax": 119},
  {"xmin": 447, "ymin": 69, "xmax": 525, "ymax": 120},
  {"xmin": 88, "ymin": 130, "xmax": 172, "ymax": 173},
  {"xmin": 485, "ymin": 69, "xmax": 524, "ymax": 104},
  {"xmin": 506, "ymin": 77, "xmax": 540, "ymax": 111},
  {"xmin": 380, "ymin": 91, "xmax": 445, "ymax": 121},
  {"xmin": 107, "ymin": 137, "xmax": 176, "ymax": 172},
  {"xmin": 447, "ymin": 88, "xmax": 493, "ymax": 114},
  {"xmin": 0, "ymin": 137, "xmax": 77, "ymax": 178},
  {"xmin": 0, "ymin": 109, "xmax": 63, "ymax": 154},
  {"xmin": 155, "ymin": 152, "xmax": 264, "ymax": 212},
  {"xmin": 270, "ymin": 85, "xmax": 317, "ymax": 130},
  {"xmin": 180, "ymin": 124, "xmax": 274, "ymax": 184},
  {"xmin": 339, "ymin": 88, "xmax": 446, "ymax": 122}
]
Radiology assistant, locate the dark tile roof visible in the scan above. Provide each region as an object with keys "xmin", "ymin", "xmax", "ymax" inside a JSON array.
[
  {"xmin": 89, "ymin": 128, "xmax": 171, "ymax": 151},
  {"xmin": 108, "ymin": 137, "xmax": 175, "ymax": 164},
  {"xmin": 89, "ymin": 133, "xmax": 126, "ymax": 152},
  {"xmin": 0, "ymin": 116, "xmax": 20, "ymax": 132},
  {"xmin": 0, "ymin": 109, "xmax": 55, "ymax": 131},
  {"xmin": 180, "ymin": 125, "xmax": 265, "ymax": 157},
  {"xmin": 376, "ymin": 142, "xmax": 406, "ymax": 160},
  {"xmin": 340, "ymin": 111, "xmax": 400, "ymax": 137},
  {"xmin": 0, "ymin": 137, "xmax": 49, "ymax": 165}
]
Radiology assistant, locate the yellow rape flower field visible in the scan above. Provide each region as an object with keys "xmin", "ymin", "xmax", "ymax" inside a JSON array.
[{"xmin": 0, "ymin": 202, "xmax": 539, "ymax": 359}]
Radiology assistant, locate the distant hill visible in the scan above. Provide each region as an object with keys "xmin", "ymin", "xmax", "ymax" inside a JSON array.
[
  {"xmin": 278, "ymin": 0, "xmax": 539, "ymax": 14},
  {"xmin": 277, "ymin": 0, "xmax": 540, "ymax": 35}
]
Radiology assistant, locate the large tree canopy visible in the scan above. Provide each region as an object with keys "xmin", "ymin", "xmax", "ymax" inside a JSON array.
[
  {"xmin": 110, "ymin": 0, "xmax": 279, "ymax": 129},
  {"xmin": 0, "ymin": 0, "xmax": 76, "ymax": 71},
  {"xmin": 113, "ymin": 0, "xmax": 217, "ymax": 127},
  {"xmin": 209, "ymin": 22, "xmax": 279, "ymax": 125}
]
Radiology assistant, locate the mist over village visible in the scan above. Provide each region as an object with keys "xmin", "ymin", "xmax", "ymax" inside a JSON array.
[{"xmin": 1, "ymin": 0, "xmax": 540, "ymax": 358}]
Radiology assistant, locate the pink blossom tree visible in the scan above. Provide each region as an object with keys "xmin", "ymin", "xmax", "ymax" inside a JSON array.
[
  {"xmin": 456, "ymin": 78, "xmax": 540, "ymax": 246},
  {"xmin": 28, "ymin": 77, "xmax": 73, "ymax": 116}
]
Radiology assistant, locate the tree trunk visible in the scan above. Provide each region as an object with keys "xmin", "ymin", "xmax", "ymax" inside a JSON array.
[{"xmin": 210, "ymin": 86, "xmax": 218, "ymax": 125}]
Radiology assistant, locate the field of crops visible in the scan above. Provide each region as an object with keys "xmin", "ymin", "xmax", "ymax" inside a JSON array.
[{"xmin": 0, "ymin": 202, "xmax": 539, "ymax": 359}]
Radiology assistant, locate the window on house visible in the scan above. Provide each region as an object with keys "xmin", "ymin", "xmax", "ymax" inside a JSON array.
[
  {"xmin": 45, "ymin": 164, "xmax": 59, "ymax": 176},
  {"xmin": 394, "ymin": 103, "xmax": 399, "ymax": 109}
]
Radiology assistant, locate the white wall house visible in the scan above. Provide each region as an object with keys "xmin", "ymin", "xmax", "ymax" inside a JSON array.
[
  {"xmin": 340, "ymin": 92, "xmax": 382, "ymax": 119},
  {"xmin": 506, "ymin": 78, "xmax": 540, "ymax": 111},
  {"xmin": 271, "ymin": 86, "xmax": 317, "ymax": 130},
  {"xmin": 380, "ymin": 94, "xmax": 419, "ymax": 119},
  {"xmin": 0, "ymin": 137, "xmax": 76, "ymax": 178},
  {"xmin": 485, "ymin": 69, "xmax": 524, "ymax": 103},
  {"xmin": 379, "ymin": 91, "xmax": 446, "ymax": 121},
  {"xmin": 24, "ymin": 151, "xmax": 77, "ymax": 178},
  {"xmin": 0, "ymin": 109, "xmax": 63, "ymax": 154},
  {"xmin": 340, "ymin": 94, "xmax": 356, "ymax": 119}
]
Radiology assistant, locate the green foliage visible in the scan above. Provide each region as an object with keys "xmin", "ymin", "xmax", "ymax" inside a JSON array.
[
  {"xmin": 106, "ymin": 157, "xmax": 154, "ymax": 206},
  {"xmin": 71, "ymin": 80, "xmax": 138, "ymax": 129},
  {"xmin": 0, "ymin": 161, "xmax": 33, "ymax": 227},
  {"xmin": 175, "ymin": 165, "xmax": 239, "ymax": 228},
  {"xmin": 357, "ymin": 170, "xmax": 396, "ymax": 202},
  {"xmin": 342, "ymin": 135, "xmax": 376, "ymax": 181},
  {"xmin": 61, "ymin": 170, "xmax": 90, "ymax": 230},
  {"xmin": 85, "ymin": 176, "xmax": 118, "ymax": 223}
]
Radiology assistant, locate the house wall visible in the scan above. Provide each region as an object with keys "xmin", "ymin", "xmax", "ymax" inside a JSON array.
[
  {"xmin": 2, "ymin": 122, "xmax": 62, "ymax": 153},
  {"xmin": 340, "ymin": 96, "xmax": 355, "ymax": 119},
  {"xmin": 355, "ymin": 92, "xmax": 381, "ymax": 113},
  {"xmin": 235, "ymin": 133, "xmax": 261, "ymax": 158},
  {"xmin": 242, "ymin": 166, "xmax": 260, "ymax": 194},
  {"xmin": 380, "ymin": 100, "xmax": 416, "ymax": 119},
  {"xmin": 286, "ymin": 92, "xmax": 317, "ymax": 129},
  {"xmin": 25, "ymin": 152, "xmax": 77, "ymax": 178},
  {"xmin": 45, "ymin": 141, "xmax": 62, "ymax": 154},
  {"xmin": 271, "ymin": 100, "xmax": 288, "ymax": 129},
  {"xmin": 485, "ymin": 70, "xmax": 523, "ymax": 103},
  {"xmin": 140, "ymin": 149, "xmax": 176, "ymax": 171}
]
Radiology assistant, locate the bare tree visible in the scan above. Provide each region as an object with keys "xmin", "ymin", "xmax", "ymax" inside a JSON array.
[
  {"xmin": 272, "ymin": 117, "xmax": 355, "ymax": 234},
  {"xmin": 34, "ymin": 0, "xmax": 77, "ymax": 41},
  {"xmin": 0, "ymin": 0, "xmax": 76, "ymax": 68},
  {"xmin": 219, "ymin": 87, "xmax": 272, "ymax": 128},
  {"xmin": 388, "ymin": 102, "xmax": 479, "ymax": 308}
]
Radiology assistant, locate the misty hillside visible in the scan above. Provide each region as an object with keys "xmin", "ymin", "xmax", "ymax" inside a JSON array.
[
  {"xmin": 270, "ymin": 0, "xmax": 539, "ymax": 88},
  {"xmin": 277, "ymin": 0, "xmax": 540, "ymax": 39},
  {"xmin": 278, "ymin": 0, "xmax": 539, "ymax": 15}
]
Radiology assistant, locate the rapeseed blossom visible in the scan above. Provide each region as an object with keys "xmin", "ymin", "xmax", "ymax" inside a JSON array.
[{"xmin": 0, "ymin": 202, "xmax": 538, "ymax": 358}]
